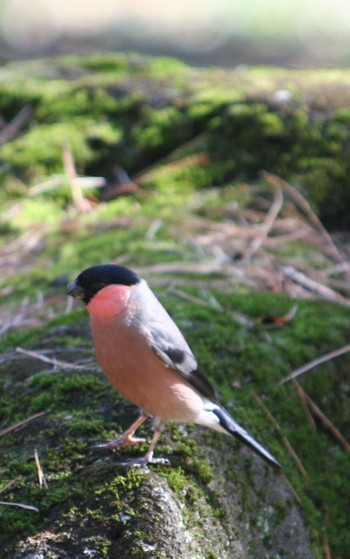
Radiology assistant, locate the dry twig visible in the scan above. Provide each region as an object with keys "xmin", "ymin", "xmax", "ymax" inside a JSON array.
[
  {"xmin": 29, "ymin": 175, "xmax": 105, "ymax": 196},
  {"xmin": 132, "ymin": 138, "xmax": 207, "ymax": 183},
  {"xmin": 34, "ymin": 448, "xmax": 48, "ymax": 489},
  {"xmin": 1, "ymin": 163, "xmax": 349, "ymax": 334},
  {"xmin": 280, "ymin": 344, "xmax": 350, "ymax": 384},
  {"xmin": 0, "ymin": 411, "xmax": 47, "ymax": 437},
  {"xmin": 0, "ymin": 500, "xmax": 39, "ymax": 512},
  {"xmin": 0, "ymin": 477, "xmax": 22, "ymax": 494},
  {"xmin": 293, "ymin": 380, "xmax": 317, "ymax": 432},
  {"xmin": 251, "ymin": 390, "xmax": 308, "ymax": 477},
  {"xmin": 101, "ymin": 165, "xmax": 139, "ymax": 200},
  {"xmin": 16, "ymin": 346, "xmax": 95, "ymax": 371},
  {"xmin": 1, "ymin": 225, "xmax": 47, "ymax": 256},
  {"xmin": 322, "ymin": 504, "xmax": 332, "ymax": 559},
  {"xmin": 145, "ymin": 219, "xmax": 163, "ymax": 241},
  {"xmin": 323, "ymin": 535, "xmax": 332, "ymax": 559},
  {"xmin": 280, "ymin": 476, "xmax": 302, "ymax": 504},
  {"xmin": 167, "ymin": 286, "xmax": 222, "ymax": 309},
  {"xmin": 244, "ymin": 186, "xmax": 284, "ymax": 259},
  {"xmin": 0, "ymin": 105, "xmax": 32, "ymax": 146},
  {"xmin": 63, "ymin": 142, "xmax": 92, "ymax": 213},
  {"xmin": 293, "ymin": 382, "xmax": 350, "ymax": 453},
  {"xmin": 262, "ymin": 171, "xmax": 349, "ymax": 270},
  {"xmin": 281, "ymin": 266, "xmax": 348, "ymax": 305}
]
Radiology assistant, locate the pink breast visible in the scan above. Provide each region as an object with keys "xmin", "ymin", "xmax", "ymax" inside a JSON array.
[{"xmin": 88, "ymin": 299, "xmax": 204, "ymax": 423}]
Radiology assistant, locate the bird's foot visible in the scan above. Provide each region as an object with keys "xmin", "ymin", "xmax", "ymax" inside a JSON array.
[
  {"xmin": 93, "ymin": 434, "xmax": 146, "ymax": 451},
  {"xmin": 115, "ymin": 454, "xmax": 170, "ymax": 467},
  {"xmin": 146, "ymin": 456, "xmax": 170, "ymax": 466}
]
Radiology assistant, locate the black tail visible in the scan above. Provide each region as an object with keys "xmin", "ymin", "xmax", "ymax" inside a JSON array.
[{"xmin": 212, "ymin": 407, "xmax": 281, "ymax": 469}]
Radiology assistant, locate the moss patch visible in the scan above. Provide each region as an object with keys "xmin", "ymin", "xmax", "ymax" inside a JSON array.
[
  {"xmin": 0, "ymin": 293, "xmax": 349, "ymax": 557},
  {"xmin": 1, "ymin": 52, "xmax": 349, "ymax": 559},
  {"xmin": 1, "ymin": 54, "xmax": 350, "ymax": 226}
]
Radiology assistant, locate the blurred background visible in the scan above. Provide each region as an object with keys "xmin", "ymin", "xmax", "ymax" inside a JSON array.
[{"xmin": 1, "ymin": 0, "xmax": 350, "ymax": 67}]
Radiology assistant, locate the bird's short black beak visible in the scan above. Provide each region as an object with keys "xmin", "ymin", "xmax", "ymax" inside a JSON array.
[{"xmin": 67, "ymin": 280, "xmax": 85, "ymax": 300}]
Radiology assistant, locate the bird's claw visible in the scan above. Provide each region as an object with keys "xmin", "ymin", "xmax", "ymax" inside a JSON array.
[
  {"xmin": 92, "ymin": 435, "xmax": 146, "ymax": 451},
  {"xmin": 115, "ymin": 455, "xmax": 171, "ymax": 467},
  {"xmin": 147, "ymin": 457, "xmax": 170, "ymax": 466}
]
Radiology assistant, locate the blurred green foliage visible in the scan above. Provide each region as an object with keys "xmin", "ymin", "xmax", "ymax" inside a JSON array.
[{"xmin": 1, "ymin": 54, "xmax": 350, "ymax": 227}]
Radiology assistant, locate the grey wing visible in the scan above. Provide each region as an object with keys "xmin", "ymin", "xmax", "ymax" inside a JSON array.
[{"xmin": 133, "ymin": 281, "xmax": 219, "ymax": 402}]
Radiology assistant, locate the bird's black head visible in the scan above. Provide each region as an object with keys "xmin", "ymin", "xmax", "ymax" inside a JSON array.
[{"xmin": 67, "ymin": 264, "xmax": 140, "ymax": 304}]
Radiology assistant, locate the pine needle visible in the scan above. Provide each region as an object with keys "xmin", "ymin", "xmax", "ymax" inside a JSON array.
[
  {"xmin": 280, "ymin": 344, "xmax": 350, "ymax": 384},
  {"xmin": 34, "ymin": 448, "xmax": 48, "ymax": 489},
  {"xmin": 0, "ymin": 411, "xmax": 47, "ymax": 437},
  {"xmin": 251, "ymin": 390, "xmax": 308, "ymax": 477}
]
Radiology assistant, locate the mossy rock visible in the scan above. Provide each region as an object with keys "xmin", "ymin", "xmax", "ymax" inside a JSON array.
[
  {"xmin": 1, "ymin": 292, "xmax": 349, "ymax": 558},
  {"xmin": 1, "ymin": 54, "xmax": 350, "ymax": 227},
  {"xmin": 1, "ymin": 52, "xmax": 350, "ymax": 559}
]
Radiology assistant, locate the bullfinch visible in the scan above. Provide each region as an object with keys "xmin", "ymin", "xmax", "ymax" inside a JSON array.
[{"xmin": 68, "ymin": 264, "xmax": 281, "ymax": 469}]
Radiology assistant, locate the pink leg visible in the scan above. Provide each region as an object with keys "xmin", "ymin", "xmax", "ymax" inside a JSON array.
[
  {"xmin": 143, "ymin": 426, "xmax": 168, "ymax": 464},
  {"xmin": 94, "ymin": 414, "xmax": 148, "ymax": 450},
  {"xmin": 114, "ymin": 422, "xmax": 170, "ymax": 466}
]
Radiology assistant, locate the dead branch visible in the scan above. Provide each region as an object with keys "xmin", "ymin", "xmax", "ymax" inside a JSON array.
[
  {"xmin": 0, "ymin": 477, "xmax": 22, "ymax": 494},
  {"xmin": 293, "ymin": 380, "xmax": 317, "ymax": 432},
  {"xmin": 322, "ymin": 503, "xmax": 332, "ymax": 559},
  {"xmin": 0, "ymin": 105, "xmax": 32, "ymax": 146},
  {"xmin": 137, "ymin": 261, "xmax": 225, "ymax": 276},
  {"xmin": 326, "ymin": 278, "xmax": 350, "ymax": 294},
  {"xmin": 280, "ymin": 344, "xmax": 350, "ymax": 384},
  {"xmin": 132, "ymin": 137, "xmax": 207, "ymax": 183},
  {"xmin": 262, "ymin": 229, "xmax": 308, "ymax": 247},
  {"xmin": 1, "ymin": 225, "xmax": 47, "ymax": 255},
  {"xmin": 166, "ymin": 286, "xmax": 222, "ymax": 309},
  {"xmin": 144, "ymin": 219, "xmax": 163, "ymax": 241},
  {"xmin": 29, "ymin": 175, "xmax": 105, "ymax": 196},
  {"xmin": 34, "ymin": 448, "xmax": 48, "ymax": 489},
  {"xmin": 281, "ymin": 266, "xmax": 349, "ymax": 305},
  {"xmin": 63, "ymin": 142, "xmax": 93, "ymax": 213},
  {"xmin": 251, "ymin": 390, "xmax": 308, "ymax": 477},
  {"xmin": 0, "ymin": 200, "xmax": 24, "ymax": 221},
  {"xmin": 281, "ymin": 475, "xmax": 302, "ymax": 504},
  {"xmin": 244, "ymin": 186, "xmax": 284, "ymax": 259},
  {"xmin": 0, "ymin": 500, "xmax": 39, "ymax": 512},
  {"xmin": 101, "ymin": 165, "xmax": 139, "ymax": 201},
  {"xmin": 1, "ymin": 165, "xmax": 349, "ymax": 336},
  {"xmin": 323, "ymin": 535, "xmax": 332, "ymax": 559},
  {"xmin": 0, "ymin": 411, "xmax": 47, "ymax": 437},
  {"xmin": 293, "ymin": 382, "xmax": 350, "ymax": 453},
  {"xmin": 262, "ymin": 171, "xmax": 349, "ymax": 270},
  {"xmin": 15, "ymin": 346, "xmax": 95, "ymax": 371}
]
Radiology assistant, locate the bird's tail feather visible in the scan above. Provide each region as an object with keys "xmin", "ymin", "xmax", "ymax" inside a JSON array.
[{"xmin": 212, "ymin": 407, "xmax": 281, "ymax": 469}]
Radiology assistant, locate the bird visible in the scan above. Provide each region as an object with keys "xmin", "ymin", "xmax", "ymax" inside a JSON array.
[{"xmin": 67, "ymin": 264, "xmax": 281, "ymax": 469}]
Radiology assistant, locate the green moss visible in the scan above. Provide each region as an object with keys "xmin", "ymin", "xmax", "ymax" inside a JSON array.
[
  {"xmin": 0, "ymin": 118, "xmax": 122, "ymax": 179},
  {"xmin": 36, "ymin": 85, "xmax": 120, "ymax": 120},
  {"xmin": 1, "ymin": 54, "xmax": 350, "ymax": 226},
  {"xmin": 64, "ymin": 52, "xmax": 136, "ymax": 74},
  {"xmin": 146, "ymin": 56, "xmax": 188, "ymax": 78},
  {"xmin": 1, "ymin": 121, "xmax": 91, "ymax": 176},
  {"xmin": 136, "ymin": 106, "xmax": 189, "ymax": 150},
  {"xmin": 11, "ymin": 198, "xmax": 65, "ymax": 226},
  {"xmin": 1, "ymin": 52, "xmax": 350, "ymax": 557},
  {"xmin": 103, "ymin": 468, "xmax": 145, "ymax": 499},
  {"xmin": 1, "ymin": 294, "xmax": 349, "ymax": 556},
  {"xmin": 165, "ymin": 467, "xmax": 194, "ymax": 497}
]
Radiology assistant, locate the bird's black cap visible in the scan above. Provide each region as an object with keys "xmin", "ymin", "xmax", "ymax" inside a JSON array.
[{"xmin": 67, "ymin": 264, "xmax": 140, "ymax": 304}]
